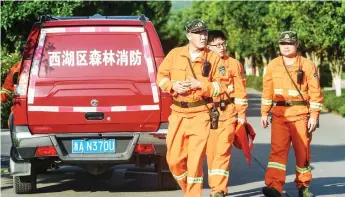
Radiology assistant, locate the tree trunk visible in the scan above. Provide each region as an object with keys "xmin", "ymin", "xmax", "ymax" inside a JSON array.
[
  {"xmin": 329, "ymin": 57, "xmax": 343, "ymax": 97},
  {"xmin": 244, "ymin": 56, "xmax": 254, "ymax": 75},
  {"xmin": 311, "ymin": 51, "xmax": 321, "ymax": 68},
  {"xmin": 333, "ymin": 75, "xmax": 342, "ymax": 97},
  {"xmin": 235, "ymin": 52, "xmax": 240, "ymax": 61},
  {"xmin": 306, "ymin": 51, "xmax": 321, "ymax": 75},
  {"xmin": 306, "ymin": 52, "xmax": 312, "ymax": 60},
  {"xmin": 262, "ymin": 54, "xmax": 268, "ymax": 76}
]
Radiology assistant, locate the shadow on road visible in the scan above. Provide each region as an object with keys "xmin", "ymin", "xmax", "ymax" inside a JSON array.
[
  {"xmin": 1, "ymin": 142, "xmax": 344, "ymax": 194},
  {"xmin": 284, "ymin": 177, "xmax": 345, "ymax": 196},
  {"xmin": 1, "ymin": 165, "xmax": 178, "ymax": 193},
  {"xmin": 224, "ymin": 177, "xmax": 345, "ymax": 197}
]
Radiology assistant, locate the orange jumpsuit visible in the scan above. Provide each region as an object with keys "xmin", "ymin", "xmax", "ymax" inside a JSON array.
[
  {"xmin": 156, "ymin": 45, "xmax": 223, "ymax": 197},
  {"xmin": 206, "ymin": 56, "xmax": 248, "ymax": 196},
  {"xmin": 1, "ymin": 60, "xmax": 21, "ymax": 103},
  {"xmin": 261, "ymin": 55, "xmax": 323, "ymax": 193},
  {"xmin": 1, "ymin": 60, "xmax": 22, "ymax": 128}
]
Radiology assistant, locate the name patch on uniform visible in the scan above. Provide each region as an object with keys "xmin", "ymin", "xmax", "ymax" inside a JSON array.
[{"xmin": 219, "ymin": 65, "xmax": 226, "ymax": 76}]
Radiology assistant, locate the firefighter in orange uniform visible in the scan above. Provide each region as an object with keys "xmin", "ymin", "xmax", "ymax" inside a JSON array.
[
  {"xmin": 261, "ymin": 31, "xmax": 323, "ymax": 197},
  {"xmin": 1, "ymin": 60, "xmax": 21, "ymax": 103},
  {"xmin": 156, "ymin": 19, "xmax": 224, "ymax": 197},
  {"xmin": 1, "ymin": 60, "xmax": 22, "ymax": 128},
  {"xmin": 206, "ymin": 30, "xmax": 248, "ymax": 197}
]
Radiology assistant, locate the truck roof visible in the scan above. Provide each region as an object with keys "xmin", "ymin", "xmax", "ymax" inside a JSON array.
[{"xmin": 41, "ymin": 14, "xmax": 150, "ymax": 27}]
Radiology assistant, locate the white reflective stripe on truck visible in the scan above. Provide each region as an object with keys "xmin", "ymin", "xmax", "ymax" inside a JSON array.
[
  {"xmin": 44, "ymin": 27, "xmax": 145, "ymax": 33},
  {"xmin": 28, "ymin": 104, "xmax": 160, "ymax": 112},
  {"xmin": 141, "ymin": 32, "xmax": 159, "ymax": 103},
  {"xmin": 28, "ymin": 30, "xmax": 47, "ymax": 104}
]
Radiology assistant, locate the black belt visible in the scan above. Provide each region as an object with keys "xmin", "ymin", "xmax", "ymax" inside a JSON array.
[
  {"xmin": 274, "ymin": 101, "xmax": 307, "ymax": 107},
  {"xmin": 214, "ymin": 98, "xmax": 234, "ymax": 107},
  {"xmin": 173, "ymin": 98, "xmax": 213, "ymax": 108}
]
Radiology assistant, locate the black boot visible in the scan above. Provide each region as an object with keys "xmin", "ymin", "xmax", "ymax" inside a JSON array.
[
  {"xmin": 211, "ymin": 191, "xmax": 225, "ymax": 197},
  {"xmin": 262, "ymin": 187, "xmax": 282, "ymax": 197},
  {"xmin": 210, "ymin": 192, "xmax": 225, "ymax": 197},
  {"xmin": 299, "ymin": 186, "xmax": 314, "ymax": 197}
]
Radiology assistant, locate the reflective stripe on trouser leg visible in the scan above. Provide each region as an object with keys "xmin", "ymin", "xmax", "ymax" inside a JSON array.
[
  {"xmin": 265, "ymin": 116, "xmax": 291, "ymax": 194},
  {"xmin": 166, "ymin": 113, "xmax": 188, "ymax": 193},
  {"xmin": 185, "ymin": 112, "xmax": 210, "ymax": 197},
  {"xmin": 289, "ymin": 117, "xmax": 312, "ymax": 189},
  {"xmin": 207, "ymin": 118, "xmax": 236, "ymax": 195}
]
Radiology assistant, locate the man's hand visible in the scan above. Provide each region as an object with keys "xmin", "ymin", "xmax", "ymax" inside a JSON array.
[
  {"xmin": 261, "ymin": 115, "xmax": 269, "ymax": 128},
  {"xmin": 186, "ymin": 76, "xmax": 201, "ymax": 90},
  {"xmin": 238, "ymin": 117, "xmax": 247, "ymax": 124},
  {"xmin": 172, "ymin": 81, "xmax": 190, "ymax": 94},
  {"xmin": 307, "ymin": 117, "xmax": 317, "ymax": 134}
]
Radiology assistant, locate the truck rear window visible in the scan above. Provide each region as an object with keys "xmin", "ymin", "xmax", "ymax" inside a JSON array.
[{"xmin": 38, "ymin": 33, "xmax": 149, "ymax": 79}]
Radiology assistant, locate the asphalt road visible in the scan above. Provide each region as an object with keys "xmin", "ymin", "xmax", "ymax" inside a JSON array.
[{"xmin": 1, "ymin": 90, "xmax": 345, "ymax": 197}]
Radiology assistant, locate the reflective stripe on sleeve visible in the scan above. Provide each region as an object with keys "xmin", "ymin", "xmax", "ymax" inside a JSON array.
[
  {"xmin": 235, "ymin": 98, "xmax": 248, "ymax": 104},
  {"xmin": 262, "ymin": 98, "xmax": 273, "ymax": 105},
  {"xmin": 212, "ymin": 82, "xmax": 220, "ymax": 97},
  {"xmin": 309, "ymin": 102, "xmax": 323, "ymax": 110},
  {"xmin": 158, "ymin": 77, "xmax": 169, "ymax": 87}
]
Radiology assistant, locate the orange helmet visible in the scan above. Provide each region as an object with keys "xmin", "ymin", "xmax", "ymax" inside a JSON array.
[{"xmin": 233, "ymin": 122, "xmax": 256, "ymax": 165}]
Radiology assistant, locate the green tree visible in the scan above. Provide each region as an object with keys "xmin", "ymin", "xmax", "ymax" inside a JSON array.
[
  {"xmin": 1, "ymin": 1, "xmax": 84, "ymax": 52},
  {"xmin": 0, "ymin": 1, "xmax": 172, "ymax": 128},
  {"xmin": 182, "ymin": 1, "xmax": 272, "ymax": 75},
  {"xmin": 318, "ymin": 2, "xmax": 345, "ymax": 97},
  {"xmin": 292, "ymin": 2, "xmax": 345, "ymax": 96},
  {"xmin": 1, "ymin": 1, "xmax": 172, "ymax": 53}
]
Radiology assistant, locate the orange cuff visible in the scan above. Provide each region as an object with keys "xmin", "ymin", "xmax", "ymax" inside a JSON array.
[
  {"xmin": 310, "ymin": 112, "xmax": 320, "ymax": 120},
  {"xmin": 261, "ymin": 111, "xmax": 269, "ymax": 116}
]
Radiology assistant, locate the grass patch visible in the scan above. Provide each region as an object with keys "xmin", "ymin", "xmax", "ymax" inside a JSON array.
[{"xmin": 322, "ymin": 89, "xmax": 345, "ymax": 117}]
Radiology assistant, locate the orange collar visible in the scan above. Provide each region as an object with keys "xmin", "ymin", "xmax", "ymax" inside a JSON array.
[
  {"xmin": 180, "ymin": 45, "xmax": 208, "ymax": 62},
  {"xmin": 279, "ymin": 55, "xmax": 301, "ymax": 69}
]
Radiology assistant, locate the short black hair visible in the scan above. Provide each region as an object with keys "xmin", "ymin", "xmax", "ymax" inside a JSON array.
[{"xmin": 208, "ymin": 30, "xmax": 227, "ymax": 44}]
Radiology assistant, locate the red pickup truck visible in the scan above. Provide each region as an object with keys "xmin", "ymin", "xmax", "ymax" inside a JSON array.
[{"xmin": 9, "ymin": 14, "xmax": 174, "ymax": 194}]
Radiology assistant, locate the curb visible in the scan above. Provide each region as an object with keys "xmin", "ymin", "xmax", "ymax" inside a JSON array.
[{"xmin": 246, "ymin": 88, "xmax": 262, "ymax": 95}]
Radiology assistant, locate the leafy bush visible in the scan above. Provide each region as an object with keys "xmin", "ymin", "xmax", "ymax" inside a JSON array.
[
  {"xmin": 245, "ymin": 75, "xmax": 263, "ymax": 91},
  {"xmin": 322, "ymin": 89, "xmax": 345, "ymax": 117}
]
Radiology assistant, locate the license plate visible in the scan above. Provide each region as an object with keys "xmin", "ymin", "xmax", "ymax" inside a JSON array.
[{"xmin": 71, "ymin": 139, "xmax": 115, "ymax": 153}]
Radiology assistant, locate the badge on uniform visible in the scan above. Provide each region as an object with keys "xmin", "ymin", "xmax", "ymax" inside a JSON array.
[
  {"xmin": 313, "ymin": 73, "xmax": 318, "ymax": 78},
  {"xmin": 219, "ymin": 65, "xmax": 226, "ymax": 76}
]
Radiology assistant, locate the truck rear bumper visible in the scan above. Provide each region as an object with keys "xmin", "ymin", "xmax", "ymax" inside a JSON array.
[{"xmin": 11, "ymin": 125, "xmax": 167, "ymax": 162}]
